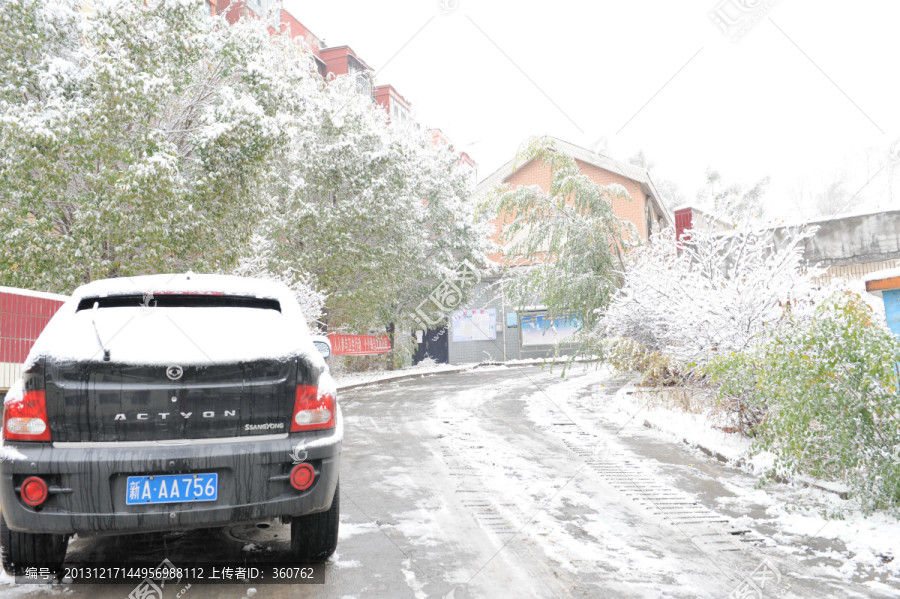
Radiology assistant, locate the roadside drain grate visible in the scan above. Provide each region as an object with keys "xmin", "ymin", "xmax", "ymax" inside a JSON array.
[{"xmin": 552, "ymin": 428, "xmax": 767, "ymax": 553}]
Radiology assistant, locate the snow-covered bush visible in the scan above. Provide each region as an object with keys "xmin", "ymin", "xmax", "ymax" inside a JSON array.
[
  {"xmin": 600, "ymin": 336, "xmax": 684, "ymax": 387},
  {"xmin": 600, "ymin": 221, "xmax": 822, "ymax": 380},
  {"xmin": 709, "ymin": 292, "xmax": 900, "ymax": 515}
]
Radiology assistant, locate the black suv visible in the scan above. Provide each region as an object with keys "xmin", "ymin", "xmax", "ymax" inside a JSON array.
[{"xmin": 0, "ymin": 274, "xmax": 342, "ymax": 573}]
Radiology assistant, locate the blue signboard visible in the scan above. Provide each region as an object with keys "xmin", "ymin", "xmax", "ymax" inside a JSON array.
[{"xmin": 520, "ymin": 313, "xmax": 582, "ymax": 346}]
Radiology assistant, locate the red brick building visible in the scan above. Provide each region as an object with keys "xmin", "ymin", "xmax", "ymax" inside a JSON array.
[
  {"xmin": 477, "ymin": 137, "xmax": 673, "ymax": 263},
  {"xmin": 209, "ymin": 0, "xmax": 473, "ymax": 171},
  {"xmin": 673, "ymin": 206, "xmax": 732, "ymax": 244},
  {"xmin": 374, "ymin": 85, "xmax": 413, "ymax": 125}
]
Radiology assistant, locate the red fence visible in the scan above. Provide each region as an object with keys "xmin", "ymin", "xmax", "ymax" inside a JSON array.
[
  {"xmin": 1, "ymin": 288, "xmax": 68, "ymax": 390},
  {"xmin": 327, "ymin": 334, "xmax": 391, "ymax": 356},
  {"xmin": 0, "ymin": 290, "xmax": 66, "ymax": 364}
]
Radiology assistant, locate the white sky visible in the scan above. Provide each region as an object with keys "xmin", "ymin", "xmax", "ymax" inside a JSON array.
[{"xmin": 283, "ymin": 0, "xmax": 900, "ymax": 219}]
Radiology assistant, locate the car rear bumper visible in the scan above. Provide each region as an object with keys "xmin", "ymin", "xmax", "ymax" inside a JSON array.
[{"xmin": 0, "ymin": 426, "xmax": 341, "ymax": 536}]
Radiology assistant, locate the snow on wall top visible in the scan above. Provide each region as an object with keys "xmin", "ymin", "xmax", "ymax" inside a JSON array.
[
  {"xmin": 24, "ymin": 274, "xmax": 324, "ymax": 369},
  {"xmin": 864, "ymin": 266, "xmax": 900, "ymax": 284},
  {"xmin": 0, "ymin": 286, "xmax": 69, "ymax": 302}
]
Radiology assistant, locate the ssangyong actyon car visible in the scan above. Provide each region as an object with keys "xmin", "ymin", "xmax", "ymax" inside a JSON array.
[{"xmin": 0, "ymin": 274, "xmax": 341, "ymax": 574}]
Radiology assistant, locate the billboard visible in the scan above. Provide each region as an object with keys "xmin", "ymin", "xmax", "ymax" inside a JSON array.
[
  {"xmin": 520, "ymin": 313, "xmax": 582, "ymax": 346},
  {"xmin": 450, "ymin": 308, "xmax": 497, "ymax": 342}
]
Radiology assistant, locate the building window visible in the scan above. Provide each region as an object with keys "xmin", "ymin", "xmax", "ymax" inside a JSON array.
[
  {"xmin": 390, "ymin": 99, "xmax": 410, "ymax": 123},
  {"xmin": 246, "ymin": 0, "xmax": 269, "ymax": 17},
  {"xmin": 355, "ymin": 72, "xmax": 372, "ymax": 97}
]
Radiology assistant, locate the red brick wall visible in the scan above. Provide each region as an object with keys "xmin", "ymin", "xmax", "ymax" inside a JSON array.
[{"xmin": 373, "ymin": 86, "xmax": 391, "ymax": 114}]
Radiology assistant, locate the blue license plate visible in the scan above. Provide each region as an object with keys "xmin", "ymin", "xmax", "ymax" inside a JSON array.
[{"xmin": 126, "ymin": 473, "xmax": 218, "ymax": 505}]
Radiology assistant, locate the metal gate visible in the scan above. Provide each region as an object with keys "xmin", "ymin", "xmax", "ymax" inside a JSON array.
[{"xmin": 412, "ymin": 325, "xmax": 449, "ymax": 364}]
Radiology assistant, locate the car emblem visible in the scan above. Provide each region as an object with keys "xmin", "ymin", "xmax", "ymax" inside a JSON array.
[{"xmin": 166, "ymin": 365, "xmax": 183, "ymax": 381}]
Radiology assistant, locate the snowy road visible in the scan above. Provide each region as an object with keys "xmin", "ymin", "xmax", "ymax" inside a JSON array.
[{"xmin": 3, "ymin": 365, "xmax": 897, "ymax": 598}]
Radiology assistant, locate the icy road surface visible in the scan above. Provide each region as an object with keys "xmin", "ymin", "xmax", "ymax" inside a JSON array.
[{"xmin": 3, "ymin": 365, "xmax": 896, "ymax": 598}]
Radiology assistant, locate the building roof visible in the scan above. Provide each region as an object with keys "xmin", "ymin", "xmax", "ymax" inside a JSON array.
[
  {"xmin": 318, "ymin": 45, "xmax": 374, "ymax": 72},
  {"xmin": 475, "ymin": 136, "xmax": 674, "ymax": 227},
  {"xmin": 374, "ymin": 84, "xmax": 412, "ymax": 109}
]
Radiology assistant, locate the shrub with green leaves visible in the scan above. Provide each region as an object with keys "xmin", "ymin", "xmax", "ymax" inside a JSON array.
[{"xmin": 709, "ymin": 291, "xmax": 900, "ymax": 515}]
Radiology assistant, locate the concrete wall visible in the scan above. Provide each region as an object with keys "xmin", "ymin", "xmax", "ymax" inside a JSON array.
[{"xmin": 801, "ymin": 210, "xmax": 900, "ymax": 267}]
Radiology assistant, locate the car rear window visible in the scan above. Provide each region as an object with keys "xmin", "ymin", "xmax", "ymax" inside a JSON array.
[{"xmin": 75, "ymin": 294, "xmax": 281, "ymax": 312}]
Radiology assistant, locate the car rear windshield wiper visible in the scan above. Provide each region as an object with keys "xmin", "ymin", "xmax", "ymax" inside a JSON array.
[{"xmin": 91, "ymin": 301, "xmax": 111, "ymax": 362}]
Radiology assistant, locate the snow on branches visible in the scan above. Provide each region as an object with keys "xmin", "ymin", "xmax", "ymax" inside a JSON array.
[
  {"xmin": 601, "ymin": 220, "xmax": 824, "ymax": 368},
  {"xmin": 487, "ymin": 137, "xmax": 637, "ymax": 331},
  {"xmin": 0, "ymin": 0, "xmax": 488, "ymax": 331}
]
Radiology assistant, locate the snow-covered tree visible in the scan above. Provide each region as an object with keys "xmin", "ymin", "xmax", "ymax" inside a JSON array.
[
  {"xmin": 600, "ymin": 220, "xmax": 823, "ymax": 371},
  {"xmin": 232, "ymin": 233, "xmax": 327, "ymax": 328},
  {"xmin": 627, "ymin": 149, "xmax": 685, "ymax": 207},
  {"xmin": 485, "ymin": 137, "xmax": 636, "ymax": 332},
  {"xmin": 695, "ymin": 167, "xmax": 770, "ymax": 221},
  {"xmin": 250, "ymin": 73, "xmax": 490, "ymax": 331},
  {"xmin": 0, "ymin": 0, "xmax": 488, "ymax": 334},
  {"xmin": 0, "ymin": 0, "xmax": 295, "ymax": 291}
]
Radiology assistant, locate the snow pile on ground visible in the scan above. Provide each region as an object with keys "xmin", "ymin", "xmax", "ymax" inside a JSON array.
[{"xmin": 610, "ymin": 383, "xmax": 775, "ymax": 474}]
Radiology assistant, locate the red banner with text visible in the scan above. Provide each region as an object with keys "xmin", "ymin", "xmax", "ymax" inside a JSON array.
[{"xmin": 328, "ymin": 334, "xmax": 392, "ymax": 356}]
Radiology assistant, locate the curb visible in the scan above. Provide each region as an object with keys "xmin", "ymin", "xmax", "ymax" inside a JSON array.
[
  {"xmin": 640, "ymin": 418, "xmax": 850, "ymax": 498},
  {"xmin": 336, "ymin": 366, "xmax": 471, "ymax": 391},
  {"xmin": 335, "ymin": 358, "xmax": 597, "ymax": 392}
]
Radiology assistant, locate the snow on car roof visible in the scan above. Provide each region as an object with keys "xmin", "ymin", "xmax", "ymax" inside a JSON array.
[{"xmin": 73, "ymin": 273, "xmax": 286, "ymax": 300}]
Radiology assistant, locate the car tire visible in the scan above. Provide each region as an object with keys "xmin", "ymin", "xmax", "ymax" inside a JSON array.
[
  {"xmin": 0, "ymin": 513, "xmax": 68, "ymax": 576},
  {"xmin": 290, "ymin": 482, "xmax": 339, "ymax": 562}
]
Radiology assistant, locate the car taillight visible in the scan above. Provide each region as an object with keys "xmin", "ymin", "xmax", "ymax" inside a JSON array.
[
  {"xmin": 291, "ymin": 385, "xmax": 335, "ymax": 432},
  {"xmin": 3, "ymin": 389, "xmax": 51, "ymax": 442}
]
